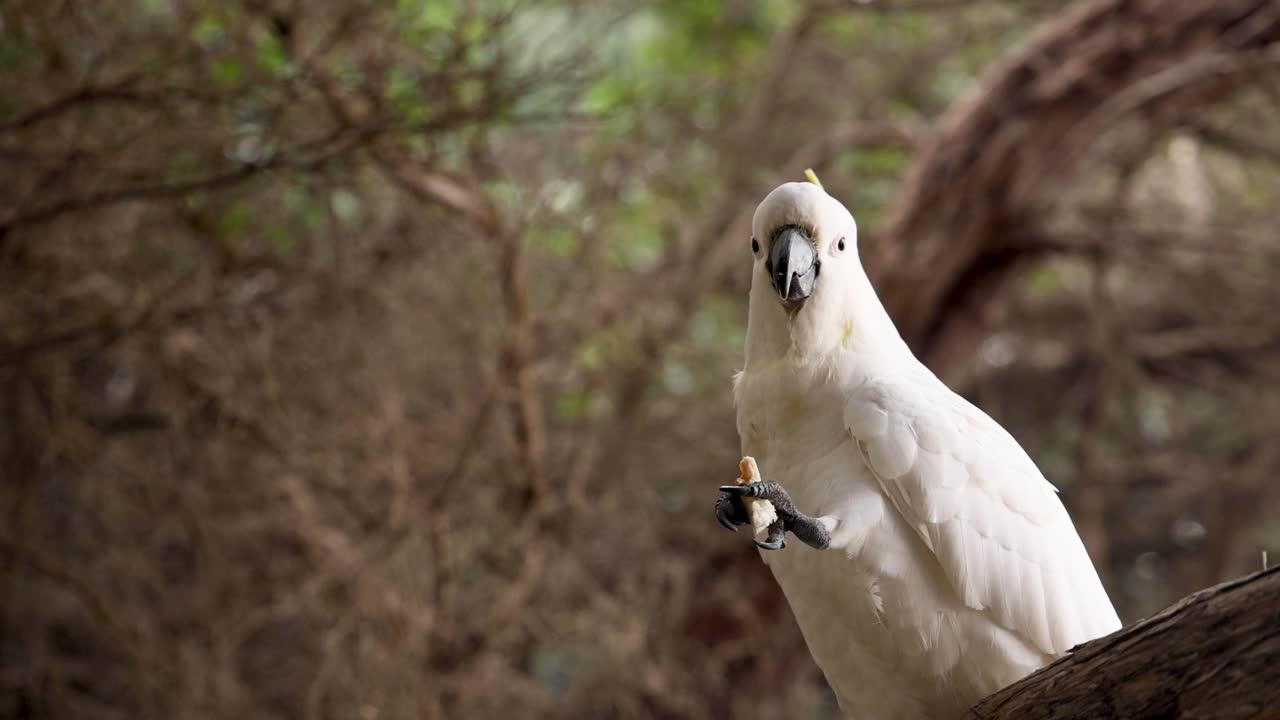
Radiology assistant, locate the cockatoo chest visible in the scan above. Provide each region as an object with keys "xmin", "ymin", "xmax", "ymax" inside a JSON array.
[
  {"xmin": 736, "ymin": 366, "xmax": 967, "ymax": 718},
  {"xmin": 736, "ymin": 365, "xmax": 872, "ymax": 517}
]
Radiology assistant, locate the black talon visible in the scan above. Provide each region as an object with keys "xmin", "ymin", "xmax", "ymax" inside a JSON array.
[
  {"xmin": 713, "ymin": 480, "xmax": 833, "ymax": 551},
  {"xmin": 754, "ymin": 536, "xmax": 785, "ymax": 550},
  {"xmin": 714, "ymin": 489, "xmax": 750, "ymax": 532},
  {"xmin": 719, "ymin": 481, "xmax": 790, "ymax": 506},
  {"xmin": 715, "ymin": 495, "xmax": 739, "ymax": 531},
  {"xmin": 755, "ymin": 519, "xmax": 787, "ymax": 551}
]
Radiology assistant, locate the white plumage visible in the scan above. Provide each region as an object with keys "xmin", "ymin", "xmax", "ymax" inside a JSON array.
[{"xmin": 732, "ymin": 181, "xmax": 1120, "ymax": 719}]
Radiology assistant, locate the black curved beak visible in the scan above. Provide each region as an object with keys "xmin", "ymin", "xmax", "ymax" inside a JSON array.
[{"xmin": 768, "ymin": 225, "xmax": 818, "ymax": 308}]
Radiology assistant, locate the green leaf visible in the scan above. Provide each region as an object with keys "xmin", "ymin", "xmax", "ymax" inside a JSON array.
[
  {"xmin": 556, "ymin": 389, "xmax": 592, "ymax": 420},
  {"xmin": 462, "ymin": 16, "xmax": 489, "ymax": 44},
  {"xmin": 221, "ymin": 203, "xmax": 254, "ymax": 240},
  {"xmin": 1024, "ymin": 265, "xmax": 1061, "ymax": 299},
  {"xmin": 548, "ymin": 181, "xmax": 584, "ymax": 214},
  {"xmin": 533, "ymin": 228, "xmax": 578, "ymax": 258},
  {"xmin": 267, "ymin": 224, "xmax": 296, "ymax": 254},
  {"xmin": 582, "ymin": 77, "xmax": 627, "ymax": 115},
  {"xmin": 386, "ymin": 67, "xmax": 429, "ymax": 125},
  {"xmin": 577, "ymin": 342, "xmax": 603, "ymax": 371},
  {"xmin": 607, "ymin": 191, "xmax": 665, "ymax": 271},
  {"xmin": 486, "ymin": 179, "xmax": 524, "ymax": 215},
  {"xmin": 254, "ymin": 27, "xmax": 296, "ymax": 77},
  {"xmin": 457, "ymin": 77, "xmax": 485, "ymax": 107},
  {"xmin": 210, "ymin": 57, "xmax": 242, "ymax": 86},
  {"xmin": 193, "ymin": 15, "xmax": 225, "ymax": 48},
  {"xmin": 415, "ymin": 0, "xmax": 459, "ymax": 32},
  {"xmin": 854, "ymin": 146, "xmax": 908, "ymax": 174},
  {"xmin": 303, "ymin": 202, "xmax": 328, "ymax": 232},
  {"xmin": 284, "ymin": 184, "xmax": 327, "ymax": 231},
  {"xmin": 611, "ymin": 231, "xmax": 662, "ymax": 271}
]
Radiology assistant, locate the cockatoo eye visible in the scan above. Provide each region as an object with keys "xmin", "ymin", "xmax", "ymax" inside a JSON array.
[
  {"xmin": 752, "ymin": 238, "xmax": 760, "ymax": 254},
  {"xmin": 837, "ymin": 237, "xmax": 846, "ymax": 252}
]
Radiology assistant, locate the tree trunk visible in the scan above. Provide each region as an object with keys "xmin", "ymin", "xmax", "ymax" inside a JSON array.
[
  {"xmin": 871, "ymin": 0, "xmax": 1280, "ymax": 368},
  {"xmin": 970, "ymin": 566, "xmax": 1280, "ymax": 719}
]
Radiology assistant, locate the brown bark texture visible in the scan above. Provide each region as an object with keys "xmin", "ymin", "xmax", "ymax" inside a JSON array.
[
  {"xmin": 873, "ymin": 0, "xmax": 1280, "ymax": 364},
  {"xmin": 970, "ymin": 566, "xmax": 1280, "ymax": 720}
]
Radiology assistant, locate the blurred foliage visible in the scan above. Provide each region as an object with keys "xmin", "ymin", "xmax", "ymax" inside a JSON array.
[{"xmin": 2, "ymin": 1, "xmax": 1279, "ymax": 719}]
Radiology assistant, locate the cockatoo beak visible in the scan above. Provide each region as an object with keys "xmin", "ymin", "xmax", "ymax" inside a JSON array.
[{"xmin": 768, "ymin": 225, "xmax": 818, "ymax": 308}]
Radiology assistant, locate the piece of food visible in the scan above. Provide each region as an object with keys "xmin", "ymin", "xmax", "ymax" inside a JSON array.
[{"xmin": 736, "ymin": 456, "xmax": 777, "ymax": 537}]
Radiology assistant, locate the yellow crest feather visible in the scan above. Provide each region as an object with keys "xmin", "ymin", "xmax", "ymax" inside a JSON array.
[{"xmin": 803, "ymin": 168, "xmax": 824, "ymax": 189}]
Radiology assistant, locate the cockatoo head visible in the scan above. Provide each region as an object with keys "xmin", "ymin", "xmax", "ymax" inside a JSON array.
[{"xmin": 746, "ymin": 180, "xmax": 878, "ymax": 361}]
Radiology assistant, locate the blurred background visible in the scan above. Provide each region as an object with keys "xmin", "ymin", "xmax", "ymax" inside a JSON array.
[{"xmin": 3, "ymin": 0, "xmax": 1280, "ymax": 718}]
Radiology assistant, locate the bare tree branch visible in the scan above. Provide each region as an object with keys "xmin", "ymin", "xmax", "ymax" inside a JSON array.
[
  {"xmin": 871, "ymin": 0, "xmax": 1280, "ymax": 368},
  {"xmin": 970, "ymin": 566, "xmax": 1280, "ymax": 719}
]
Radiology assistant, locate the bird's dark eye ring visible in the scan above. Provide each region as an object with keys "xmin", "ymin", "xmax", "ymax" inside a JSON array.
[
  {"xmin": 751, "ymin": 238, "xmax": 760, "ymax": 254},
  {"xmin": 837, "ymin": 237, "xmax": 846, "ymax": 252}
]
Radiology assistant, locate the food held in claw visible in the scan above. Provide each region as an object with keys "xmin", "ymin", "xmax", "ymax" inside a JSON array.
[{"xmin": 736, "ymin": 456, "xmax": 777, "ymax": 537}]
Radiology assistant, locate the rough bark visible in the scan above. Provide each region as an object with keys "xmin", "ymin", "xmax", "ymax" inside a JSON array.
[
  {"xmin": 970, "ymin": 566, "xmax": 1280, "ymax": 720},
  {"xmin": 871, "ymin": 0, "xmax": 1280, "ymax": 365}
]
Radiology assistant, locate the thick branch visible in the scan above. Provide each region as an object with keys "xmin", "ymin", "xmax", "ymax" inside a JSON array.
[
  {"xmin": 971, "ymin": 566, "xmax": 1280, "ymax": 719},
  {"xmin": 870, "ymin": 0, "xmax": 1280, "ymax": 364}
]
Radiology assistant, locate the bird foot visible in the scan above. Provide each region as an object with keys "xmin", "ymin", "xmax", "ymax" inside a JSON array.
[
  {"xmin": 716, "ymin": 481, "xmax": 831, "ymax": 551},
  {"xmin": 714, "ymin": 489, "xmax": 752, "ymax": 532}
]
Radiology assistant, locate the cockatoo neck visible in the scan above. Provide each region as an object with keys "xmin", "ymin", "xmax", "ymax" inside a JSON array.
[{"xmin": 744, "ymin": 258, "xmax": 912, "ymax": 371}]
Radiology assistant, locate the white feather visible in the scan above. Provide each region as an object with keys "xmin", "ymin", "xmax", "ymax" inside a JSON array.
[
  {"xmin": 849, "ymin": 375, "xmax": 1120, "ymax": 656},
  {"xmin": 735, "ymin": 182, "xmax": 1121, "ymax": 719}
]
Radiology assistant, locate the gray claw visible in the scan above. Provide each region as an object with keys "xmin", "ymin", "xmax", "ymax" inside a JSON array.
[
  {"xmin": 754, "ymin": 536, "xmax": 785, "ymax": 550},
  {"xmin": 715, "ymin": 491, "xmax": 752, "ymax": 532},
  {"xmin": 720, "ymin": 481, "xmax": 777, "ymax": 501},
  {"xmin": 755, "ymin": 519, "xmax": 788, "ymax": 551},
  {"xmin": 717, "ymin": 480, "xmax": 827, "ymax": 552},
  {"xmin": 715, "ymin": 495, "xmax": 739, "ymax": 532}
]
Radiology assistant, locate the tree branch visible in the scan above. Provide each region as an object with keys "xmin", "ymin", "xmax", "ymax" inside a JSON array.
[
  {"xmin": 970, "ymin": 566, "xmax": 1280, "ymax": 719},
  {"xmin": 870, "ymin": 0, "xmax": 1280, "ymax": 368}
]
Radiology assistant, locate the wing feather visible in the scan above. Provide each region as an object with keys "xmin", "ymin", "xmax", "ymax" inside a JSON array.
[{"xmin": 844, "ymin": 375, "xmax": 1121, "ymax": 656}]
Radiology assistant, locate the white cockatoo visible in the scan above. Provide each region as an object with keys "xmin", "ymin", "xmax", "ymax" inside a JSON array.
[{"xmin": 714, "ymin": 179, "xmax": 1121, "ymax": 719}]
